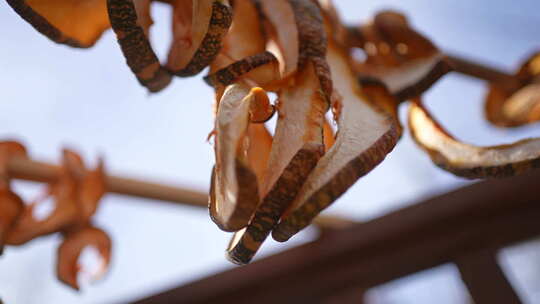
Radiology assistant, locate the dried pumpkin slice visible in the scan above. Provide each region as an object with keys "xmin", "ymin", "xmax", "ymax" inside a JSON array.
[
  {"xmin": 204, "ymin": 52, "xmax": 278, "ymax": 88},
  {"xmin": 209, "ymin": 0, "xmax": 280, "ymax": 88},
  {"xmin": 77, "ymin": 158, "xmax": 107, "ymax": 222},
  {"xmin": 6, "ymin": 0, "xmax": 110, "ymax": 47},
  {"xmin": 226, "ymin": 62, "xmax": 326, "ymax": 264},
  {"xmin": 272, "ymin": 43, "xmax": 400, "ymax": 242},
  {"xmin": 107, "ymin": 0, "xmax": 172, "ymax": 92},
  {"xmin": 210, "ymin": 84, "xmax": 266, "ymax": 232},
  {"xmin": 6, "ymin": 149, "xmax": 81, "ymax": 245},
  {"xmin": 485, "ymin": 52, "xmax": 540, "ymax": 127},
  {"xmin": 353, "ymin": 11, "xmax": 451, "ymax": 101},
  {"xmin": 409, "ymin": 98, "xmax": 540, "ymax": 178},
  {"xmin": 0, "ymin": 142, "xmax": 27, "ymax": 253},
  {"xmin": 246, "ymin": 123, "xmax": 273, "ymax": 191},
  {"xmin": 256, "ymin": 0, "xmax": 299, "ymax": 78},
  {"xmin": 57, "ymin": 226, "xmax": 112, "ymax": 290},
  {"xmin": 288, "ymin": 0, "xmax": 333, "ymax": 101},
  {"xmin": 167, "ymin": 0, "xmax": 233, "ymax": 76}
]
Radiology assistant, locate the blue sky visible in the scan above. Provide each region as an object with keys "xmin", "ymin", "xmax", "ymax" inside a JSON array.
[{"xmin": 0, "ymin": 1, "xmax": 539, "ymax": 303}]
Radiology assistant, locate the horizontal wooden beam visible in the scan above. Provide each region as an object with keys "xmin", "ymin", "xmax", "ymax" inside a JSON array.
[
  {"xmin": 7, "ymin": 157, "xmax": 208, "ymax": 208},
  {"xmin": 133, "ymin": 170, "xmax": 540, "ymax": 304}
]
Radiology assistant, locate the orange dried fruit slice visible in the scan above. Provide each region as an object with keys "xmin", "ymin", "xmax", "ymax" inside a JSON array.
[
  {"xmin": 226, "ymin": 62, "xmax": 326, "ymax": 264},
  {"xmin": 6, "ymin": 0, "xmax": 110, "ymax": 47},
  {"xmin": 272, "ymin": 43, "xmax": 400, "ymax": 242},
  {"xmin": 409, "ymin": 98, "xmax": 540, "ymax": 178}
]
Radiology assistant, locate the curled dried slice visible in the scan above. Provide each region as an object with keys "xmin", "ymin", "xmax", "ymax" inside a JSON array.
[
  {"xmin": 57, "ymin": 226, "xmax": 112, "ymax": 290},
  {"xmin": 6, "ymin": 149, "xmax": 81, "ymax": 245},
  {"xmin": 486, "ymin": 52, "xmax": 540, "ymax": 127},
  {"xmin": 289, "ymin": 0, "xmax": 333, "ymax": 101},
  {"xmin": 6, "ymin": 0, "xmax": 110, "ymax": 47},
  {"xmin": 168, "ymin": 0, "xmax": 233, "ymax": 76},
  {"xmin": 107, "ymin": 0, "xmax": 172, "ymax": 92},
  {"xmin": 209, "ymin": 0, "xmax": 280, "ymax": 88},
  {"xmin": 352, "ymin": 11, "xmax": 451, "ymax": 101},
  {"xmin": 77, "ymin": 158, "xmax": 107, "ymax": 222},
  {"xmin": 272, "ymin": 43, "xmax": 400, "ymax": 242},
  {"xmin": 210, "ymin": 84, "xmax": 264, "ymax": 232},
  {"xmin": 409, "ymin": 98, "xmax": 540, "ymax": 178},
  {"xmin": 0, "ymin": 142, "xmax": 27, "ymax": 253},
  {"xmin": 257, "ymin": 0, "xmax": 299, "ymax": 78},
  {"xmin": 226, "ymin": 62, "xmax": 326, "ymax": 264},
  {"xmin": 204, "ymin": 52, "xmax": 278, "ymax": 88}
]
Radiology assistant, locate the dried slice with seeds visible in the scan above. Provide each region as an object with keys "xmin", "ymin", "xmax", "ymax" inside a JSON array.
[
  {"xmin": 210, "ymin": 84, "xmax": 269, "ymax": 232},
  {"xmin": 57, "ymin": 226, "xmax": 112, "ymax": 290},
  {"xmin": 226, "ymin": 62, "xmax": 326, "ymax": 264},
  {"xmin": 272, "ymin": 43, "xmax": 400, "ymax": 242},
  {"xmin": 409, "ymin": 98, "xmax": 540, "ymax": 178},
  {"xmin": 6, "ymin": 0, "xmax": 110, "ymax": 47},
  {"xmin": 485, "ymin": 52, "xmax": 540, "ymax": 127}
]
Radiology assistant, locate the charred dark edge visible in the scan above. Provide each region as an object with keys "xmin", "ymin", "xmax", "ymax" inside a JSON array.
[
  {"xmin": 6, "ymin": 0, "xmax": 84, "ymax": 47},
  {"xmin": 107, "ymin": 0, "xmax": 171, "ymax": 92},
  {"xmin": 227, "ymin": 144, "xmax": 324, "ymax": 264},
  {"xmin": 173, "ymin": 1, "xmax": 233, "ymax": 77},
  {"xmin": 395, "ymin": 58, "xmax": 453, "ymax": 102},
  {"xmin": 288, "ymin": 0, "xmax": 327, "ymax": 65},
  {"xmin": 272, "ymin": 123, "xmax": 400, "ymax": 242},
  {"xmin": 204, "ymin": 52, "xmax": 277, "ymax": 87},
  {"xmin": 288, "ymin": 0, "xmax": 333, "ymax": 103},
  {"xmin": 409, "ymin": 103, "xmax": 540, "ymax": 179},
  {"xmin": 434, "ymin": 158, "xmax": 540, "ymax": 179}
]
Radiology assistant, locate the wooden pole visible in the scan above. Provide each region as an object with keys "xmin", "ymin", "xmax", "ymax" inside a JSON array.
[
  {"xmin": 6, "ymin": 157, "xmax": 209, "ymax": 208},
  {"xmin": 446, "ymin": 54, "xmax": 519, "ymax": 86},
  {"xmin": 456, "ymin": 250, "xmax": 523, "ymax": 304}
]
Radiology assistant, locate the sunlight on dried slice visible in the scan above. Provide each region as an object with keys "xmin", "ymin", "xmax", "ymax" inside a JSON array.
[
  {"xmin": 409, "ymin": 98, "xmax": 540, "ymax": 178},
  {"xmin": 108, "ymin": 0, "xmax": 172, "ymax": 92},
  {"xmin": 246, "ymin": 124, "xmax": 273, "ymax": 191},
  {"xmin": 210, "ymin": 84, "xmax": 263, "ymax": 232},
  {"xmin": 272, "ymin": 44, "xmax": 399, "ymax": 242},
  {"xmin": 57, "ymin": 227, "xmax": 112, "ymax": 290},
  {"xmin": 353, "ymin": 11, "xmax": 450, "ymax": 101},
  {"xmin": 226, "ymin": 62, "xmax": 326, "ymax": 264},
  {"xmin": 360, "ymin": 54, "xmax": 450, "ymax": 101},
  {"xmin": 167, "ymin": 0, "xmax": 232, "ymax": 76},
  {"xmin": 7, "ymin": 0, "xmax": 110, "ymax": 47},
  {"xmin": 486, "ymin": 52, "xmax": 540, "ymax": 127},
  {"xmin": 258, "ymin": 0, "xmax": 299, "ymax": 77}
]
